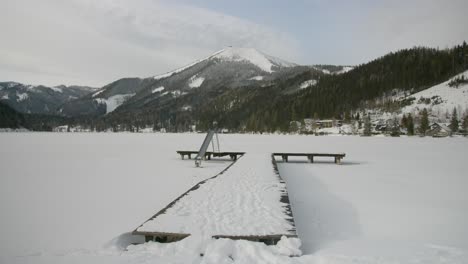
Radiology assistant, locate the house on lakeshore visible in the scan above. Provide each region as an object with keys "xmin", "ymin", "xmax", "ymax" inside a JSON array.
[
  {"xmin": 53, "ymin": 125, "xmax": 68, "ymax": 132},
  {"xmin": 426, "ymin": 123, "xmax": 452, "ymax": 137},
  {"xmin": 316, "ymin": 119, "xmax": 342, "ymax": 129}
]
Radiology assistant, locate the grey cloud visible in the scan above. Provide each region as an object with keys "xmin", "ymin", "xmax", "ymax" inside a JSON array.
[{"xmin": 0, "ymin": 0, "xmax": 299, "ymax": 87}]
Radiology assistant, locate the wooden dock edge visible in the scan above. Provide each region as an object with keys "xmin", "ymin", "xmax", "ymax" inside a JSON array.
[
  {"xmin": 132, "ymin": 154, "xmax": 245, "ymax": 242},
  {"xmin": 132, "ymin": 153, "xmax": 299, "ymax": 246},
  {"xmin": 212, "ymin": 234, "xmax": 297, "ymax": 246},
  {"xmin": 271, "ymin": 154, "xmax": 298, "ymax": 236}
]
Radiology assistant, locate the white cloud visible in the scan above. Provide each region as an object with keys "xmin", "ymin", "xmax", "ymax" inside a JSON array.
[{"xmin": 0, "ymin": 0, "xmax": 299, "ymax": 87}]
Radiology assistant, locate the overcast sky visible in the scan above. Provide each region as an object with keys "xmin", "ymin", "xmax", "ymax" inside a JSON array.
[{"xmin": 1, "ymin": 0, "xmax": 467, "ymax": 87}]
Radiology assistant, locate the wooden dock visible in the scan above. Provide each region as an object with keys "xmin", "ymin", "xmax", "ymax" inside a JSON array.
[
  {"xmin": 273, "ymin": 152, "xmax": 345, "ymax": 164},
  {"xmin": 133, "ymin": 156, "xmax": 242, "ymax": 243},
  {"xmin": 132, "ymin": 151, "xmax": 345, "ymax": 246},
  {"xmin": 177, "ymin": 150, "xmax": 245, "ymax": 161},
  {"xmin": 133, "ymin": 153, "xmax": 297, "ymax": 246}
]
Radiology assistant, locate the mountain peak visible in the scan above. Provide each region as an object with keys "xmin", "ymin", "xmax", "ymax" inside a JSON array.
[
  {"xmin": 212, "ymin": 47, "xmax": 296, "ymax": 73},
  {"xmin": 153, "ymin": 47, "xmax": 296, "ymax": 80}
]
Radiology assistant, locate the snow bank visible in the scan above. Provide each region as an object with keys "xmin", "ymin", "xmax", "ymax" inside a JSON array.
[
  {"xmin": 299, "ymin": 79, "xmax": 317, "ymax": 89},
  {"xmin": 95, "ymin": 93, "xmax": 135, "ymax": 114},
  {"xmin": 106, "ymin": 94, "xmax": 135, "ymax": 113},
  {"xmin": 151, "ymin": 86, "xmax": 165, "ymax": 94},
  {"xmin": 188, "ymin": 76, "xmax": 205, "ymax": 88},
  {"xmin": 249, "ymin": 76, "xmax": 264, "ymax": 81},
  {"xmin": 335, "ymin": 66, "xmax": 353, "ymax": 74},
  {"xmin": 16, "ymin": 92, "xmax": 29, "ymax": 102}
]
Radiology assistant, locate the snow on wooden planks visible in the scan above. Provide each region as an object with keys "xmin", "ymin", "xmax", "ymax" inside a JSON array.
[{"xmin": 133, "ymin": 153, "xmax": 296, "ymax": 244}]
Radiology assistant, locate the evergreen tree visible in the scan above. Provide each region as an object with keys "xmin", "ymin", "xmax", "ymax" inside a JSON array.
[
  {"xmin": 449, "ymin": 107, "xmax": 459, "ymax": 132},
  {"xmin": 407, "ymin": 114, "xmax": 414, "ymax": 136},
  {"xmin": 363, "ymin": 114, "xmax": 372, "ymax": 136},
  {"xmin": 418, "ymin": 108, "xmax": 429, "ymax": 136},
  {"xmin": 462, "ymin": 112, "xmax": 468, "ymax": 131},
  {"xmin": 390, "ymin": 117, "xmax": 400, "ymax": 137},
  {"xmin": 289, "ymin": 121, "xmax": 299, "ymax": 133},
  {"xmin": 401, "ymin": 114, "xmax": 408, "ymax": 128},
  {"xmin": 313, "ymin": 112, "xmax": 319, "ymax": 120},
  {"xmin": 344, "ymin": 111, "xmax": 351, "ymax": 123}
]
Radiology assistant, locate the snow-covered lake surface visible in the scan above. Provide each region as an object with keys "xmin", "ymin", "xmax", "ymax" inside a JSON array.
[{"xmin": 0, "ymin": 133, "xmax": 467, "ymax": 263}]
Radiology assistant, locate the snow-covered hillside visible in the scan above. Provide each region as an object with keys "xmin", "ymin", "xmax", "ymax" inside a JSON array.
[
  {"xmin": 401, "ymin": 70, "xmax": 468, "ymax": 119},
  {"xmin": 95, "ymin": 93, "xmax": 135, "ymax": 114},
  {"xmin": 0, "ymin": 134, "xmax": 467, "ymax": 263}
]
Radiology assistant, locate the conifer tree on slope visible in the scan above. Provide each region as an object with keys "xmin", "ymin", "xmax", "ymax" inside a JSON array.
[
  {"xmin": 407, "ymin": 113, "xmax": 415, "ymax": 136},
  {"xmin": 462, "ymin": 111, "xmax": 468, "ymax": 131},
  {"xmin": 363, "ymin": 114, "xmax": 372, "ymax": 136},
  {"xmin": 419, "ymin": 108, "xmax": 429, "ymax": 136},
  {"xmin": 449, "ymin": 107, "xmax": 459, "ymax": 132},
  {"xmin": 401, "ymin": 114, "xmax": 408, "ymax": 129}
]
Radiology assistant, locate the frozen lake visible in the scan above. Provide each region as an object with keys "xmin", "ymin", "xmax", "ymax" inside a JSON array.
[{"xmin": 0, "ymin": 133, "xmax": 467, "ymax": 263}]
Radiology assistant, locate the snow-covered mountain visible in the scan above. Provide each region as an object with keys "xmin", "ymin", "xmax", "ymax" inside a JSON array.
[
  {"xmin": 0, "ymin": 82, "xmax": 96, "ymax": 115},
  {"xmin": 60, "ymin": 47, "xmax": 313, "ymax": 116}
]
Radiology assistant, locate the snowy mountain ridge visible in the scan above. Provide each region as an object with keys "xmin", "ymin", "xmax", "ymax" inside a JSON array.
[
  {"xmin": 59, "ymin": 47, "xmax": 313, "ymax": 117},
  {"xmin": 153, "ymin": 47, "xmax": 296, "ymax": 81},
  {"xmin": 212, "ymin": 47, "xmax": 297, "ymax": 72},
  {"xmin": 0, "ymin": 82, "xmax": 96, "ymax": 115}
]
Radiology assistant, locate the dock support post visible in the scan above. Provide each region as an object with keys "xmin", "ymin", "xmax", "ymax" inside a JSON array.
[
  {"xmin": 335, "ymin": 157, "xmax": 342, "ymax": 164},
  {"xmin": 282, "ymin": 155, "xmax": 288, "ymax": 162},
  {"xmin": 308, "ymin": 155, "xmax": 314, "ymax": 163}
]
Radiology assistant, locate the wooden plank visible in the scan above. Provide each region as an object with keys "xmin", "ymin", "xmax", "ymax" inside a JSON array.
[
  {"xmin": 133, "ymin": 155, "xmax": 244, "ymax": 240},
  {"xmin": 177, "ymin": 151, "xmax": 246, "ymax": 160},
  {"xmin": 212, "ymin": 234, "xmax": 297, "ymax": 245},
  {"xmin": 272, "ymin": 152, "xmax": 345, "ymax": 157},
  {"xmin": 272, "ymin": 152, "xmax": 345, "ymax": 165},
  {"xmin": 133, "ymin": 153, "xmax": 296, "ymax": 246}
]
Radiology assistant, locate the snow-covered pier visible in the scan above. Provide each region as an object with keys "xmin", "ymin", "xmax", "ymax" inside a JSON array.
[
  {"xmin": 133, "ymin": 153, "xmax": 297, "ymax": 245},
  {"xmin": 273, "ymin": 152, "xmax": 345, "ymax": 164},
  {"xmin": 176, "ymin": 150, "xmax": 245, "ymax": 160}
]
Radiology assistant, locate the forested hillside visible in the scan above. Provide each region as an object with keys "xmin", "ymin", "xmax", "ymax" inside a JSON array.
[
  {"xmin": 233, "ymin": 43, "xmax": 468, "ymax": 132},
  {"xmin": 0, "ymin": 102, "xmax": 26, "ymax": 128}
]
